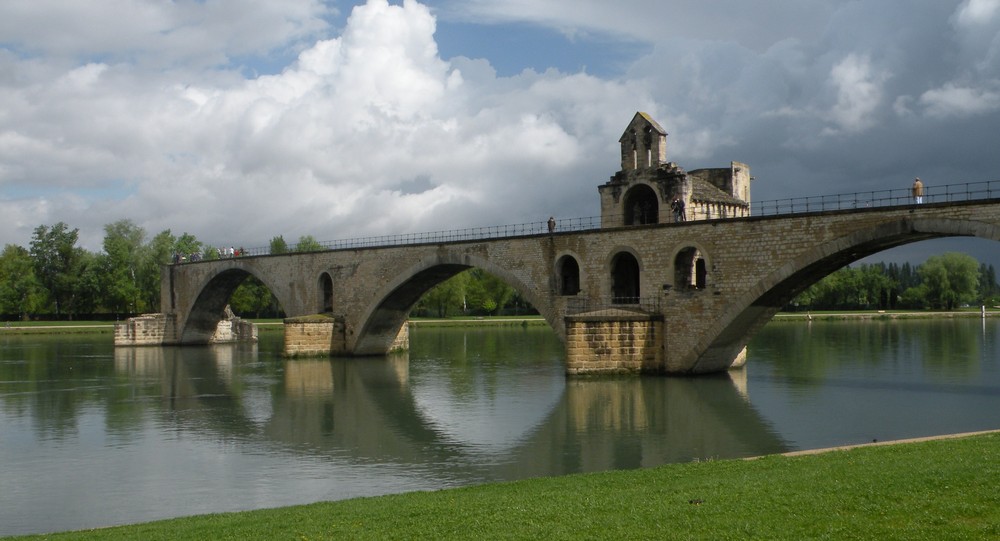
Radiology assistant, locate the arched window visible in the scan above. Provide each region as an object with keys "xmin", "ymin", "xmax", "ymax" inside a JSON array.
[
  {"xmin": 674, "ymin": 247, "xmax": 708, "ymax": 290},
  {"xmin": 611, "ymin": 252, "xmax": 640, "ymax": 304},
  {"xmin": 320, "ymin": 272, "xmax": 334, "ymax": 312},
  {"xmin": 557, "ymin": 256, "xmax": 581, "ymax": 296},
  {"xmin": 623, "ymin": 184, "xmax": 659, "ymax": 225}
]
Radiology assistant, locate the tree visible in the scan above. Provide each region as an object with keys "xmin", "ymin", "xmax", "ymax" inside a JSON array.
[
  {"xmin": 465, "ymin": 268, "xmax": 514, "ymax": 315},
  {"xmin": 230, "ymin": 276, "xmax": 280, "ymax": 318},
  {"xmin": 175, "ymin": 233, "xmax": 203, "ymax": 259},
  {"xmin": 416, "ymin": 271, "xmax": 469, "ymax": 317},
  {"xmin": 270, "ymin": 236, "xmax": 289, "ymax": 255},
  {"xmin": 29, "ymin": 222, "xmax": 81, "ymax": 316},
  {"xmin": 101, "ymin": 219, "xmax": 146, "ymax": 314},
  {"xmin": 978, "ymin": 263, "xmax": 999, "ymax": 305},
  {"xmin": 918, "ymin": 252, "xmax": 979, "ymax": 310},
  {"xmin": 294, "ymin": 235, "xmax": 323, "ymax": 252},
  {"xmin": 0, "ymin": 244, "xmax": 45, "ymax": 319},
  {"xmin": 139, "ymin": 230, "xmax": 179, "ymax": 311}
]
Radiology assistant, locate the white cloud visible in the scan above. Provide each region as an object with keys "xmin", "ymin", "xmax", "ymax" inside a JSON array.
[
  {"xmin": 1, "ymin": 0, "xmax": 999, "ymax": 260},
  {"xmin": 437, "ymin": 0, "xmax": 840, "ymax": 51},
  {"xmin": 823, "ymin": 54, "xmax": 890, "ymax": 134},
  {"xmin": 0, "ymin": 0, "xmax": 332, "ymax": 67},
  {"xmin": 919, "ymin": 83, "xmax": 1000, "ymax": 118},
  {"xmin": 955, "ymin": 0, "xmax": 1000, "ymax": 25}
]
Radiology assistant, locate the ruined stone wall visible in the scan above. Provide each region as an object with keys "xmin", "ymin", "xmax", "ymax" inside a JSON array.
[{"xmin": 114, "ymin": 313, "xmax": 177, "ymax": 346}]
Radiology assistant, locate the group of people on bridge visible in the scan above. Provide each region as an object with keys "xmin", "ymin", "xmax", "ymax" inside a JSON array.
[{"xmin": 172, "ymin": 246, "xmax": 247, "ymax": 264}]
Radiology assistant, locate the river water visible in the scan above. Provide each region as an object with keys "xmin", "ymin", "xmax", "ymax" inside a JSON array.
[{"xmin": 2, "ymin": 318, "xmax": 999, "ymax": 536}]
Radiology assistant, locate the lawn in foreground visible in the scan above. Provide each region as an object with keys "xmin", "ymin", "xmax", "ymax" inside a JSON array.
[{"xmin": 11, "ymin": 433, "xmax": 999, "ymax": 540}]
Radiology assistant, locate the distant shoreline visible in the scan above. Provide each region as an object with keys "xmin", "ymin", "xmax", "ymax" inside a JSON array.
[{"xmin": 1, "ymin": 310, "xmax": 996, "ymax": 335}]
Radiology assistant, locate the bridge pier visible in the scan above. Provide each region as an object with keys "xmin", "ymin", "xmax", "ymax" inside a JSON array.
[
  {"xmin": 282, "ymin": 314, "xmax": 409, "ymax": 358},
  {"xmin": 565, "ymin": 310, "xmax": 665, "ymax": 375},
  {"xmin": 115, "ymin": 309, "xmax": 257, "ymax": 346}
]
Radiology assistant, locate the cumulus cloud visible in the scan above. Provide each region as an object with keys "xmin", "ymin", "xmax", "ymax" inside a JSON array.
[
  {"xmin": 0, "ymin": 0, "xmax": 999, "ymax": 258},
  {"xmin": 919, "ymin": 83, "xmax": 1000, "ymax": 118},
  {"xmin": 0, "ymin": 0, "xmax": 630, "ymax": 249},
  {"xmin": 823, "ymin": 54, "xmax": 890, "ymax": 134}
]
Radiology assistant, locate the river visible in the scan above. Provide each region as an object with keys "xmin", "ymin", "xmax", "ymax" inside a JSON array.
[{"xmin": 1, "ymin": 318, "xmax": 999, "ymax": 536}]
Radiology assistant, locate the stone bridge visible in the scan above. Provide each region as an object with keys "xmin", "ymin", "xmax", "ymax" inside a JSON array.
[
  {"xmin": 117, "ymin": 113, "xmax": 1000, "ymax": 375},
  {"xmin": 147, "ymin": 198, "xmax": 1000, "ymax": 375}
]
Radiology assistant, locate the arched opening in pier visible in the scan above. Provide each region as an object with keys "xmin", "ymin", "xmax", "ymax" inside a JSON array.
[
  {"xmin": 557, "ymin": 255, "xmax": 580, "ymax": 296},
  {"xmin": 674, "ymin": 247, "xmax": 705, "ymax": 289},
  {"xmin": 623, "ymin": 184, "xmax": 658, "ymax": 225},
  {"xmin": 320, "ymin": 272, "xmax": 334, "ymax": 312},
  {"xmin": 611, "ymin": 251, "xmax": 640, "ymax": 303},
  {"xmin": 182, "ymin": 268, "xmax": 285, "ymax": 343}
]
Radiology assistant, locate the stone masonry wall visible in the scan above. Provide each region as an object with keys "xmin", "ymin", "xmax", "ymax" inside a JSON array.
[
  {"xmin": 114, "ymin": 313, "xmax": 177, "ymax": 346},
  {"xmin": 565, "ymin": 313, "xmax": 664, "ymax": 375},
  {"xmin": 283, "ymin": 316, "xmax": 347, "ymax": 357},
  {"xmin": 163, "ymin": 200, "xmax": 1000, "ymax": 373}
]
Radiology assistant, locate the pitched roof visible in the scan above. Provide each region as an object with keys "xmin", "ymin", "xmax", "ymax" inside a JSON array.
[{"xmin": 691, "ymin": 178, "xmax": 748, "ymax": 206}]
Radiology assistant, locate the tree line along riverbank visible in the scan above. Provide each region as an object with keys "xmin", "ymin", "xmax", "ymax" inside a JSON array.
[
  {"xmin": 7, "ymin": 431, "xmax": 998, "ymax": 540},
  {"xmin": 3, "ymin": 310, "xmax": 1000, "ymax": 335}
]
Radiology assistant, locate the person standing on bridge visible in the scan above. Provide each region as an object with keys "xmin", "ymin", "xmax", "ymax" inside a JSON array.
[
  {"xmin": 548, "ymin": 216, "xmax": 556, "ymax": 233},
  {"xmin": 912, "ymin": 177, "xmax": 924, "ymax": 204}
]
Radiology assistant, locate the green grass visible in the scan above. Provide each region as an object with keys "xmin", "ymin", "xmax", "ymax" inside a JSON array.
[
  {"xmin": 0, "ymin": 321, "xmax": 115, "ymax": 334},
  {"xmin": 11, "ymin": 433, "xmax": 999, "ymax": 540}
]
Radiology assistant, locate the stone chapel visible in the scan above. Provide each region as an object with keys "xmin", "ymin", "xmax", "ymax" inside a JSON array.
[{"xmin": 598, "ymin": 112, "xmax": 751, "ymax": 227}]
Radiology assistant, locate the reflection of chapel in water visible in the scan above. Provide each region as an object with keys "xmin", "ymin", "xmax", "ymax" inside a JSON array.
[{"xmin": 581, "ymin": 112, "xmax": 752, "ymax": 301}]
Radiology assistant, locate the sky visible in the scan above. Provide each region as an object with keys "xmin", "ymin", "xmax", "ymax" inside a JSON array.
[{"xmin": 1, "ymin": 0, "xmax": 999, "ymax": 265}]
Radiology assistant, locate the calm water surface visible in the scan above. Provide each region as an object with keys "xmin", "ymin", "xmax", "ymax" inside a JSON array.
[{"xmin": 2, "ymin": 319, "xmax": 999, "ymax": 535}]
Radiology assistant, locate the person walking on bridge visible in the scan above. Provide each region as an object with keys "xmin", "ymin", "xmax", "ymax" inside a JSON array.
[{"xmin": 912, "ymin": 177, "xmax": 924, "ymax": 204}]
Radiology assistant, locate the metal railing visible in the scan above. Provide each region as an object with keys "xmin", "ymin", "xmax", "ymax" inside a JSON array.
[
  {"xmin": 750, "ymin": 180, "xmax": 1000, "ymax": 216},
  {"xmin": 178, "ymin": 179, "xmax": 1000, "ymax": 262},
  {"xmin": 566, "ymin": 296, "xmax": 662, "ymax": 315}
]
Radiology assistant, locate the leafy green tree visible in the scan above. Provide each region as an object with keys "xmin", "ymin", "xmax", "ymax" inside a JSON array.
[
  {"xmin": 0, "ymin": 244, "xmax": 45, "ymax": 318},
  {"xmin": 101, "ymin": 219, "xmax": 146, "ymax": 314},
  {"xmin": 465, "ymin": 268, "xmax": 514, "ymax": 315},
  {"xmin": 175, "ymin": 233, "xmax": 203, "ymax": 259},
  {"xmin": 918, "ymin": 252, "xmax": 979, "ymax": 310},
  {"xmin": 270, "ymin": 236, "xmax": 289, "ymax": 255},
  {"xmin": 230, "ymin": 276, "xmax": 279, "ymax": 318},
  {"xmin": 417, "ymin": 271, "xmax": 469, "ymax": 317},
  {"xmin": 294, "ymin": 235, "xmax": 323, "ymax": 252},
  {"xmin": 978, "ymin": 263, "xmax": 999, "ymax": 305},
  {"xmin": 138, "ymin": 230, "xmax": 180, "ymax": 310},
  {"xmin": 70, "ymin": 249, "xmax": 103, "ymax": 315},
  {"xmin": 29, "ymin": 222, "xmax": 81, "ymax": 316}
]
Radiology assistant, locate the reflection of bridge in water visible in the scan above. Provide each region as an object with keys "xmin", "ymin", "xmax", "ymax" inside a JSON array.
[{"xmin": 112, "ymin": 334, "xmax": 789, "ymax": 481}]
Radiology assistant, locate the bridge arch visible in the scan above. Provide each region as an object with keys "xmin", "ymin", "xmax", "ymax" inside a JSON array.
[
  {"xmin": 687, "ymin": 217, "xmax": 1000, "ymax": 373},
  {"xmin": 352, "ymin": 251, "xmax": 560, "ymax": 355},
  {"xmin": 181, "ymin": 264, "xmax": 288, "ymax": 343}
]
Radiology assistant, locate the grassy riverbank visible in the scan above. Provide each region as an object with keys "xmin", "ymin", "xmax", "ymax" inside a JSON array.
[{"xmin": 9, "ymin": 432, "xmax": 999, "ymax": 540}]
